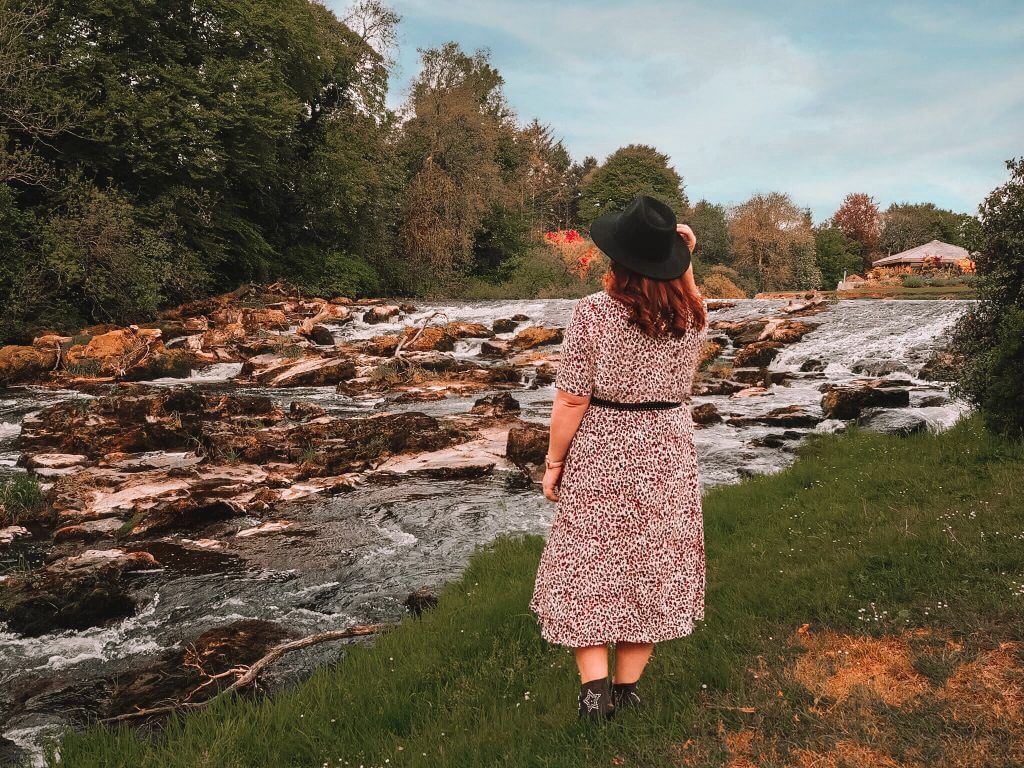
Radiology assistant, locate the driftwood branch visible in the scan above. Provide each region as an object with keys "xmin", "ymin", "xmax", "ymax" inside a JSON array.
[
  {"xmin": 100, "ymin": 622, "xmax": 393, "ymax": 724},
  {"xmin": 393, "ymin": 311, "xmax": 447, "ymax": 360}
]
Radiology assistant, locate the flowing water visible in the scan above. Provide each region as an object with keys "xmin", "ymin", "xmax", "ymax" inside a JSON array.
[{"xmin": 0, "ymin": 299, "xmax": 970, "ymax": 762}]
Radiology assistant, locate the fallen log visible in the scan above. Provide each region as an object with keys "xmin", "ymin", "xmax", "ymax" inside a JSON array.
[{"xmin": 100, "ymin": 622, "xmax": 394, "ymax": 723}]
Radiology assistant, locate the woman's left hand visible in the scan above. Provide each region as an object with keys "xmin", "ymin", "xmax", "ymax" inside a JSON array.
[
  {"xmin": 542, "ymin": 465, "xmax": 563, "ymax": 502},
  {"xmin": 676, "ymin": 224, "xmax": 697, "ymax": 253}
]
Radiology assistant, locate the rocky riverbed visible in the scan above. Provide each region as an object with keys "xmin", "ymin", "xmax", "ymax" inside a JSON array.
[{"xmin": 0, "ymin": 287, "xmax": 968, "ymax": 764}]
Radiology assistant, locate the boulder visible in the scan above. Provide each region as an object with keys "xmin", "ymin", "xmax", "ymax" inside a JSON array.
[
  {"xmin": 821, "ymin": 381, "xmax": 911, "ymax": 419},
  {"xmin": 443, "ymin": 321, "xmax": 493, "ymax": 339},
  {"xmin": 0, "ymin": 344, "xmax": 57, "ymax": 387},
  {"xmin": 727, "ymin": 405, "xmax": 820, "ymax": 428},
  {"xmin": 290, "ymin": 401, "xmax": 327, "ymax": 420},
  {"xmin": 759, "ymin": 319, "xmax": 818, "ymax": 344},
  {"xmin": 690, "ymin": 403, "xmax": 722, "ymax": 426},
  {"xmin": 800, "ymin": 358, "xmax": 826, "ymax": 372},
  {"xmin": 0, "ymin": 525, "xmax": 30, "ymax": 546},
  {"xmin": 692, "ymin": 378, "xmax": 748, "ymax": 396},
  {"xmin": 0, "ymin": 549, "xmax": 157, "ymax": 636},
  {"xmin": 511, "ymin": 313, "xmax": 530, "ymax": 322},
  {"xmin": 470, "ymin": 392, "xmax": 521, "ymax": 417},
  {"xmin": 260, "ymin": 356, "xmax": 356, "ymax": 388},
  {"xmin": 492, "ymin": 318, "xmax": 519, "ymax": 333},
  {"xmin": 363, "ymin": 305, "xmax": 400, "ymax": 324},
  {"xmin": 363, "ymin": 335, "xmax": 401, "ymax": 357},
  {"xmin": 710, "ymin": 319, "xmax": 767, "ymax": 346},
  {"xmin": 510, "ymin": 326, "xmax": 563, "ymax": 350},
  {"xmin": 480, "ymin": 339, "xmax": 511, "ymax": 358},
  {"xmin": 505, "ymin": 421, "xmax": 547, "ymax": 466},
  {"xmin": 401, "ymin": 326, "xmax": 455, "ymax": 352},
  {"xmin": 240, "ymin": 308, "xmax": 289, "ymax": 331},
  {"xmin": 918, "ymin": 394, "xmax": 949, "ymax": 407},
  {"xmin": 534, "ymin": 362, "xmax": 557, "ymax": 386},
  {"xmin": 733, "ymin": 342, "xmax": 782, "ymax": 368},
  {"xmin": 858, "ymin": 409, "xmax": 930, "ymax": 436},
  {"xmin": 308, "ymin": 324, "xmax": 335, "ymax": 346},
  {"xmin": 730, "ymin": 368, "xmax": 789, "ymax": 386}
]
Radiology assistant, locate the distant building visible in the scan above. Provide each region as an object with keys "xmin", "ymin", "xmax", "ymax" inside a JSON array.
[
  {"xmin": 872, "ymin": 239, "xmax": 971, "ymax": 269},
  {"xmin": 836, "ymin": 273, "xmax": 866, "ymax": 291}
]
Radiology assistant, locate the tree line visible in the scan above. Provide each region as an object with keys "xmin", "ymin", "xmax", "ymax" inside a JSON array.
[{"xmin": 0, "ymin": 0, "xmax": 982, "ymax": 343}]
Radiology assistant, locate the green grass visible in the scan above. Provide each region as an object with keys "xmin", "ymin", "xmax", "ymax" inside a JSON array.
[
  {"xmin": 50, "ymin": 417, "xmax": 1024, "ymax": 767},
  {"xmin": 0, "ymin": 474, "xmax": 45, "ymax": 526},
  {"xmin": 838, "ymin": 283, "xmax": 978, "ymax": 299}
]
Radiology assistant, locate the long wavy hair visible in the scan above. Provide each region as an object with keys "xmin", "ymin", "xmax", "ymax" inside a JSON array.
[{"xmin": 603, "ymin": 261, "xmax": 707, "ymax": 339}]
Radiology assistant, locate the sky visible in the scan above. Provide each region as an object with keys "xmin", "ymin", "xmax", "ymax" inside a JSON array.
[{"xmin": 329, "ymin": 0, "xmax": 1024, "ymax": 222}]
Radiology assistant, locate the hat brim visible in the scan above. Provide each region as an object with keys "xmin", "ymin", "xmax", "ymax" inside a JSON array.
[{"xmin": 589, "ymin": 210, "xmax": 691, "ymax": 281}]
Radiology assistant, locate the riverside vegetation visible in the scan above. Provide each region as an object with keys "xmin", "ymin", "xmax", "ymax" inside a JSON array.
[
  {"xmin": 50, "ymin": 416, "xmax": 1024, "ymax": 767},
  {"xmin": 0, "ymin": 0, "xmax": 987, "ymax": 347}
]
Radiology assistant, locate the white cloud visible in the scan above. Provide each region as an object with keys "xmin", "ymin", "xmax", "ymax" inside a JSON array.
[{"xmin": 359, "ymin": 0, "xmax": 1024, "ymax": 218}]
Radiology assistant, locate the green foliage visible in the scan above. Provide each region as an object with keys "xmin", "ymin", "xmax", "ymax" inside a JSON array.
[
  {"xmin": 688, "ymin": 200, "xmax": 731, "ymax": 275},
  {"xmin": 814, "ymin": 226, "xmax": 864, "ymax": 288},
  {"xmin": 461, "ymin": 245, "xmax": 605, "ymax": 300},
  {"xmin": 1, "ymin": 0, "xmax": 397, "ymax": 340},
  {"xmin": 578, "ymin": 144, "xmax": 687, "ymax": 226},
  {"xmin": 952, "ymin": 159, "xmax": 1024, "ymax": 437},
  {"xmin": 53, "ymin": 417, "xmax": 1024, "ymax": 766},
  {"xmin": 880, "ymin": 202, "xmax": 979, "ymax": 254},
  {"xmin": 0, "ymin": 474, "xmax": 45, "ymax": 525}
]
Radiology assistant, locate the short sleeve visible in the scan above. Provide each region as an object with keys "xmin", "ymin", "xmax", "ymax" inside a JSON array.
[{"xmin": 554, "ymin": 300, "xmax": 596, "ymax": 396}]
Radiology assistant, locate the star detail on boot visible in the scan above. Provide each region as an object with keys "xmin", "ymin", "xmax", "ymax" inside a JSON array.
[{"xmin": 582, "ymin": 689, "xmax": 603, "ymax": 712}]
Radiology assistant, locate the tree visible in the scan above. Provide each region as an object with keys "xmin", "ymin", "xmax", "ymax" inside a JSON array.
[
  {"xmin": 577, "ymin": 144, "xmax": 687, "ymax": 226},
  {"xmin": 688, "ymin": 200, "xmax": 731, "ymax": 272},
  {"xmin": 517, "ymin": 119, "xmax": 573, "ymax": 233},
  {"xmin": 728, "ymin": 192, "xmax": 817, "ymax": 293},
  {"xmin": 831, "ymin": 193, "xmax": 881, "ymax": 269},
  {"xmin": 879, "ymin": 202, "xmax": 976, "ymax": 255},
  {"xmin": 814, "ymin": 226, "xmax": 864, "ymax": 289},
  {"xmin": 394, "ymin": 43, "xmax": 526, "ymax": 291},
  {"xmin": 950, "ymin": 158, "xmax": 1024, "ymax": 437}
]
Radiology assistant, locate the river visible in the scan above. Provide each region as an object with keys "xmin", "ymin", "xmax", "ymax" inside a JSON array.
[{"xmin": 0, "ymin": 298, "xmax": 969, "ymax": 763}]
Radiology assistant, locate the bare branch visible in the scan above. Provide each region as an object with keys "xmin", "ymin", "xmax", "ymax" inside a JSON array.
[{"xmin": 100, "ymin": 622, "xmax": 394, "ymax": 724}]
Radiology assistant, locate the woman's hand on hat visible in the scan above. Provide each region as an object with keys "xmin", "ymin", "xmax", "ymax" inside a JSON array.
[{"xmin": 676, "ymin": 224, "xmax": 697, "ymax": 254}]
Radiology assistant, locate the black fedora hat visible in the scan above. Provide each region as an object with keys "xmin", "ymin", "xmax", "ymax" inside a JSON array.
[{"xmin": 589, "ymin": 195, "xmax": 690, "ymax": 280}]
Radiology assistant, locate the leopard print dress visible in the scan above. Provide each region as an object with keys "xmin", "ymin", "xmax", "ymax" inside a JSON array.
[{"xmin": 529, "ymin": 291, "xmax": 707, "ymax": 647}]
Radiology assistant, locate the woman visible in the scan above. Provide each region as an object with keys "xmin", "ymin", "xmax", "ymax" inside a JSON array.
[{"xmin": 529, "ymin": 194, "xmax": 707, "ymax": 720}]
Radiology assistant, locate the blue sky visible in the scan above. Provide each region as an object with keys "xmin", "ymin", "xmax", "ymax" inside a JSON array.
[{"xmin": 330, "ymin": 0, "xmax": 1024, "ymax": 222}]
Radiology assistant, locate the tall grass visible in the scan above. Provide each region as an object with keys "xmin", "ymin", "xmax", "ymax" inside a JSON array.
[
  {"xmin": 51, "ymin": 416, "xmax": 1024, "ymax": 767},
  {"xmin": 0, "ymin": 474, "xmax": 44, "ymax": 526}
]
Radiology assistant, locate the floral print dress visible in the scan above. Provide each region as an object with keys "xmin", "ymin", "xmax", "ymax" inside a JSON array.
[{"xmin": 529, "ymin": 291, "xmax": 707, "ymax": 647}]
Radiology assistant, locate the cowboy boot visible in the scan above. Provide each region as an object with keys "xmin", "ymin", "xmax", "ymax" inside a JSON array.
[
  {"xmin": 578, "ymin": 677, "xmax": 614, "ymax": 720},
  {"xmin": 611, "ymin": 681, "xmax": 641, "ymax": 712}
]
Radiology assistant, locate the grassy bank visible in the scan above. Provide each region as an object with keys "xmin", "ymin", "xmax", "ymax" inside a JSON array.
[{"xmin": 52, "ymin": 416, "xmax": 1024, "ymax": 767}]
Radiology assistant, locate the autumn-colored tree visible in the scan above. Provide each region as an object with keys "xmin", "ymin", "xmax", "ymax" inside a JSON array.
[
  {"xmin": 578, "ymin": 144, "xmax": 687, "ymax": 225},
  {"xmin": 728, "ymin": 192, "xmax": 818, "ymax": 293},
  {"xmin": 395, "ymin": 44, "xmax": 521, "ymax": 290},
  {"xmin": 831, "ymin": 193, "xmax": 881, "ymax": 268}
]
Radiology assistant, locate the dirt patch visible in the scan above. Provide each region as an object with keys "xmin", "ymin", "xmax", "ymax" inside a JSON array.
[
  {"xmin": 791, "ymin": 630, "xmax": 931, "ymax": 708},
  {"xmin": 673, "ymin": 627, "xmax": 1024, "ymax": 768}
]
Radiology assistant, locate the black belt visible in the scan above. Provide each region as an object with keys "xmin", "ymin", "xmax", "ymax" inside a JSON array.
[{"xmin": 589, "ymin": 396, "xmax": 683, "ymax": 411}]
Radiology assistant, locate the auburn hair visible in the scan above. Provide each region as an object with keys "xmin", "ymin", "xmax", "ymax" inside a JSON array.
[{"xmin": 603, "ymin": 261, "xmax": 707, "ymax": 338}]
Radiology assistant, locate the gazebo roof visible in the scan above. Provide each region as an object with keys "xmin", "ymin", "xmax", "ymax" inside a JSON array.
[{"xmin": 872, "ymin": 239, "xmax": 970, "ymax": 267}]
